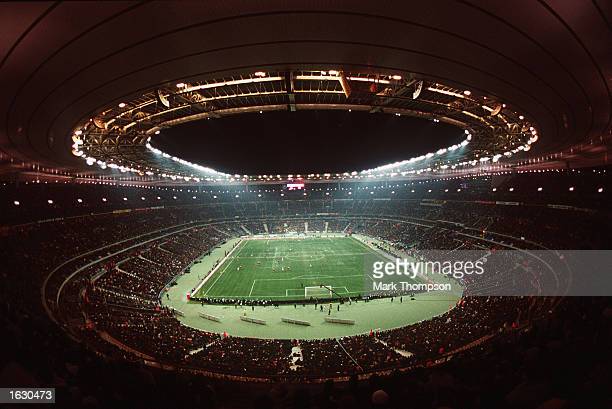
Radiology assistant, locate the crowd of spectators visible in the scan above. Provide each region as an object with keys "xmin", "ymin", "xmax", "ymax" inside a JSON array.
[
  {"xmin": 50, "ymin": 213, "xmax": 593, "ymax": 380},
  {"xmin": 0, "ymin": 180, "xmax": 610, "ymax": 407}
]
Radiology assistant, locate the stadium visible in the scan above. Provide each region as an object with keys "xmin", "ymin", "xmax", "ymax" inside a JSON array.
[{"xmin": 0, "ymin": 1, "xmax": 611, "ymax": 408}]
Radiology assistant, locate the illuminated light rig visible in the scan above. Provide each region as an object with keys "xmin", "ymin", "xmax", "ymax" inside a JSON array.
[{"xmin": 71, "ymin": 70, "xmax": 538, "ymax": 183}]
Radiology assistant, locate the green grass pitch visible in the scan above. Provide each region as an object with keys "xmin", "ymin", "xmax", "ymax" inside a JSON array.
[{"xmin": 192, "ymin": 236, "xmax": 421, "ymax": 301}]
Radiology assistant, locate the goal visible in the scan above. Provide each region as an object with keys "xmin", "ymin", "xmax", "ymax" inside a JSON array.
[{"xmin": 304, "ymin": 286, "xmax": 333, "ymax": 298}]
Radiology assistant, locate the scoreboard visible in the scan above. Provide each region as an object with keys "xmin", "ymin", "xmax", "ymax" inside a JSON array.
[{"xmin": 286, "ymin": 179, "xmax": 305, "ymax": 190}]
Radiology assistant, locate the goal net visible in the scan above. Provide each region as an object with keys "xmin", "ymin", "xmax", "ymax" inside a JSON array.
[{"xmin": 304, "ymin": 286, "xmax": 333, "ymax": 298}]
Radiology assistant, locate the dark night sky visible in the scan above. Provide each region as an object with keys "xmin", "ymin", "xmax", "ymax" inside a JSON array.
[{"xmin": 154, "ymin": 110, "xmax": 463, "ymax": 174}]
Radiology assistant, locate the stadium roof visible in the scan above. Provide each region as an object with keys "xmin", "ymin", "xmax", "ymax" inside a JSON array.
[{"xmin": 0, "ymin": 1, "xmax": 609, "ymax": 183}]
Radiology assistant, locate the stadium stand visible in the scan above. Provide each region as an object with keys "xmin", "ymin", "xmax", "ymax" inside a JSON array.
[{"xmin": 1, "ymin": 177, "xmax": 610, "ymax": 395}]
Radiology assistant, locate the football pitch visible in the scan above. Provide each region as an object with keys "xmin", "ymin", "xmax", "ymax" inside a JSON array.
[{"xmin": 192, "ymin": 236, "xmax": 420, "ymax": 301}]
